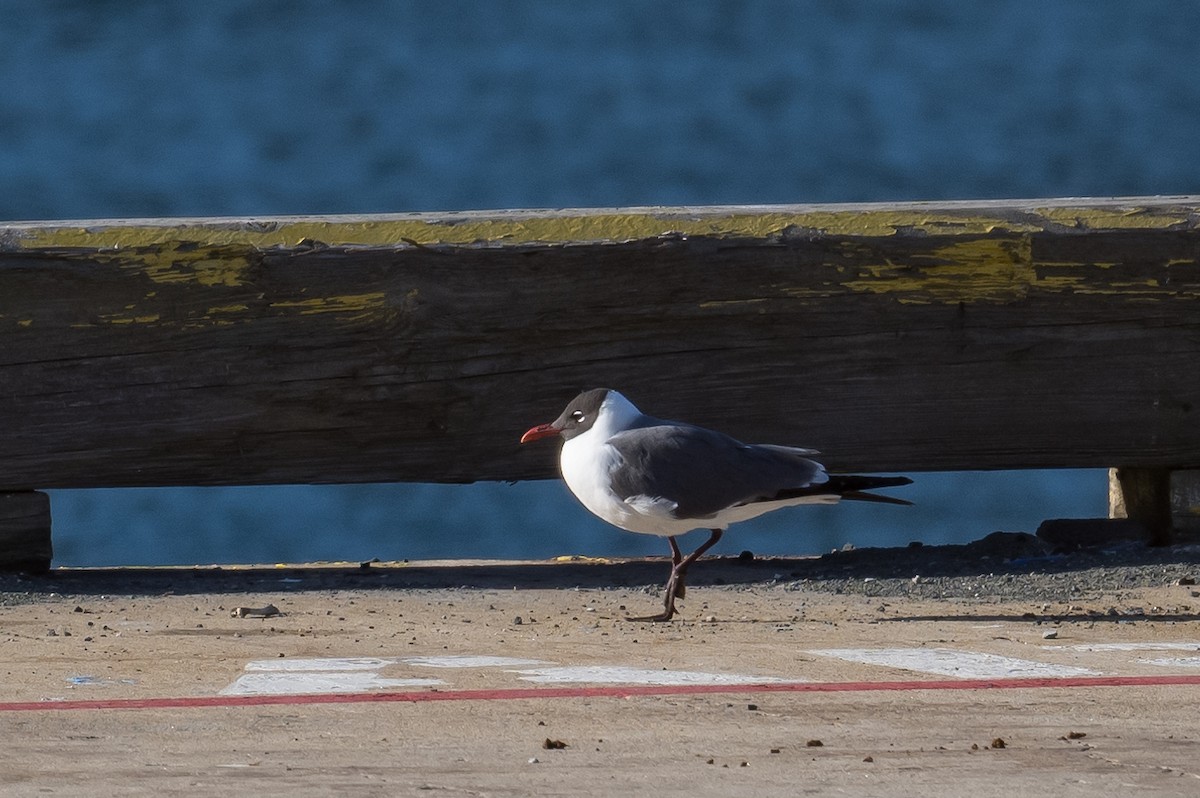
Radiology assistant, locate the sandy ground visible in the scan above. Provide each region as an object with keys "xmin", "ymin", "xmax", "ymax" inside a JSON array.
[{"xmin": 1, "ymin": 546, "xmax": 1199, "ymax": 797}]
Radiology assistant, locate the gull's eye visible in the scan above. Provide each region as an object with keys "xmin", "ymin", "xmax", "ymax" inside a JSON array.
[{"xmin": 571, "ymin": 410, "xmax": 585, "ymax": 422}]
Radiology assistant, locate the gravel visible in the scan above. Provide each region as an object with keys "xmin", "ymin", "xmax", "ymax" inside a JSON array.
[{"xmin": 2, "ymin": 530, "xmax": 1198, "ymax": 610}]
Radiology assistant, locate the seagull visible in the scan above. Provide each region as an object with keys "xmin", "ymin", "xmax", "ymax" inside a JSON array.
[{"xmin": 520, "ymin": 388, "xmax": 912, "ymax": 621}]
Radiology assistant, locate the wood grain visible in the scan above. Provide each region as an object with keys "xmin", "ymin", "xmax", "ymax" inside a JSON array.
[
  {"xmin": 1, "ymin": 198, "xmax": 1198, "ymax": 489},
  {"xmin": 0, "ymin": 492, "xmax": 52, "ymax": 571}
]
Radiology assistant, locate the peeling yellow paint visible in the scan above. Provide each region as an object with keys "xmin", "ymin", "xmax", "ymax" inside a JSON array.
[
  {"xmin": 12, "ymin": 199, "xmax": 1195, "ymax": 252},
  {"xmin": 1034, "ymin": 275, "xmax": 1085, "ymax": 290},
  {"xmin": 89, "ymin": 245, "xmax": 254, "ymax": 287},
  {"xmin": 181, "ymin": 319, "xmax": 237, "ymax": 330},
  {"xmin": 840, "ymin": 237, "xmax": 1034, "ymax": 303},
  {"xmin": 145, "ymin": 251, "xmax": 251, "ymax": 287},
  {"xmin": 12, "ymin": 211, "xmax": 932, "ymax": 249},
  {"xmin": 1035, "ymin": 206, "xmax": 1191, "ymax": 230},
  {"xmin": 269, "ymin": 292, "xmax": 386, "ymax": 316},
  {"xmin": 697, "ymin": 298, "xmax": 770, "ymax": 309},
  {"xmin": 1111, "ymin": 279, "xmax": 1164, "ymax": 289},
  {"xmin": 4, "ymin": 202, "xmax": 1197, "ymax": 310},
  {"xmin": 98, "ymin": 313, "xmax": 161, "ymax": 325},
  {"xmin": 1037, "ymin": 261, "xmax": 1124, "ymax": 271}
]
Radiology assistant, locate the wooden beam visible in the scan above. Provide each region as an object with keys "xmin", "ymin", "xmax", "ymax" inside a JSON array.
[
  {"xmin": 1169, "ymin": 470, "xmax": 1200, "ymax": 534},
  {"xmin": 0, "ymin": 492, "xmax": 52, "ymax": 572},
  {"xmin": 1109, "ymin": 468, "xmax": 1174, "ymax": 546},
  {"xmin": 1, "ymin": 197, "xmax": 1199, "ymax": 489}
]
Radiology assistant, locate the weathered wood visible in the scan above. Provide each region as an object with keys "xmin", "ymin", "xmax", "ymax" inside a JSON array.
[
  {"xmin": 1109, "ymin": 467, "xmax": 1174, "ymax": 546},
  {"xmin": 1169, "ymin": 470, "xmax": 1200, "ymax": 533},
  {"xmin": 1, "ymin": 198, "xmax": 1199, "ymax": 489},
  {"xmin": 0, "ymin": 492, "xmax": 52, "ymax": 572}
]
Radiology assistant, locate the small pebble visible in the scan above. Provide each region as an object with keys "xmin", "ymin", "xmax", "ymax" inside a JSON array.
[
  {"xmin": 1042, "ymin": 629, "xmax": 1058, "ymax": 640},
  {"xmin": 991, "ymin": 737, "xmax": 1006, "ymax": 749},
  {"xmin": 231, "ymin": 604, "xmax": 279, "ymax": 619},
  {"xmin": 513, "ymin": 616, "xmax": 523, "ymax": 625},
  {"xmin": 747, "ymin": 704, "xmax": 758, "ymax": 711},
  {"xmin": 806, "ymin": 739, "xmax": 823, "ymax": 747},
  {"xmin": 527, "ymin": 757, "xmax": 539, "ymax": 764},
  {"xmin": 863, "ymin": 755, "xmax": 874, "ymax": 763}
]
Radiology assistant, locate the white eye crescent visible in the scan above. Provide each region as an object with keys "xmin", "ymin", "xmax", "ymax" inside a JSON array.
[{"xmin": 571, "ymin": 410, "xmax": 585, "ymax": 422}]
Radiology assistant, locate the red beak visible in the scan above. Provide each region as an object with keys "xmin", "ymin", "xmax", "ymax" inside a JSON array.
[{"xmin": 520, "ymin": 422, "xmax": 560, "ymax": 444}]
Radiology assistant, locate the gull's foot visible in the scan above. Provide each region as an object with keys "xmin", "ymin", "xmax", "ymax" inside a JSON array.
[
  {"xmin": 627, "ymin": 571, "xmax": 681, "ymax": 621},
  {"xmin": 626, "ymin": 607, "xmax": 676, "ymax": 622}
]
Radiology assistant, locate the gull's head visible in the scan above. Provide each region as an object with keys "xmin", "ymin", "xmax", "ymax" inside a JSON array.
[{"xmin": 519, "ymin": 388, "xmax": 642, "ymax": 444}]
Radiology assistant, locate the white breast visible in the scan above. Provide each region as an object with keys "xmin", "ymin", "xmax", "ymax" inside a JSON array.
[{"xmin": 559, "ymin": 430, "xmax": 633, "ymax": 529}]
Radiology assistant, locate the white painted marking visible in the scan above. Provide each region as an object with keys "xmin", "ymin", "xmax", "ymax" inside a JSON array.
[
  {"xmin": 808, "ymin": 648, "xmax": 1100, "ymax": 679},
  {"xmin": 1046, "ymin": 642, "xmax": 1200, "ymax": 652},
  {"xmin": 222, "ymin": 654, "xmax": 785, "ymax": 695},
  {"xmin": 510, "ymin": 666, "xmax": 792, "ymax": 686},
  {"xmin": 226, "ymin": 656, "xmax": 443, "ymax": 696},
  {"xmin": 403, "ymin": 655, "xmax": 550, "ymax": 669},
  {"xmin": 220, "ymin": 672, "xmax": 444, "ymax": 696},
  {"xmin": 1139, "ymin": 657, "xmax": 1200, "ymax": 669},
  {"xmin": 245, "ymin": 657, "xmax": 401, "ymax": 672}
]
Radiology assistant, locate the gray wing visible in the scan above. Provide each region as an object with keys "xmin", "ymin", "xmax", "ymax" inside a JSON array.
[{"xmin": 606, "ymin": 422, "xmax": 828, "ymax": 519}]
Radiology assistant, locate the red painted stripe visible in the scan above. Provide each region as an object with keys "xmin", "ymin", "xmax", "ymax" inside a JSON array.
[{"xmin": 2, "ymin": 673, "xmax": 1199, "ymax": 713}]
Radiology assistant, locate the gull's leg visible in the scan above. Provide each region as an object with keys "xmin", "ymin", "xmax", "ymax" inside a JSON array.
[
  {"xmin": 675, "ymin": 528, "xmax": 724, "ymax": 583},
  {"xmin": 630, "ymin": 529, "xmax": 725, "ymax": 622},
  {"xmin": 668, "ymin": 536, "xmax": 686, "ymax": 599}
]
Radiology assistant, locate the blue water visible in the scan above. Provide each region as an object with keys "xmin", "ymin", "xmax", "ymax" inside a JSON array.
[{"xmin": 4, "ymin": 2, "xmax": 1194, "ymax": 565}]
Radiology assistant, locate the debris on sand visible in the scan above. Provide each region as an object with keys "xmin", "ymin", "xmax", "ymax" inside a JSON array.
[{"xmin": 231, "ymin": 604, "xmax": 280, "ymax": 618}]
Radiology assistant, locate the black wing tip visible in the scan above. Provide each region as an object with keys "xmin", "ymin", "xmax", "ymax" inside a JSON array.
[
  {"xmin": 868, "ymin": 475, "xmax": 913, "ymax": 487},
  {"xmin": 829, "ymin": 474, "xmax": 913, "ymax": 489},
  {"xmin": 827, "ymin": 474, "xmax": 913, "ymax": 505},
  {"xmin": 766, "ymin": 474, "xmax": 913, "ymax": 506},
  {"xmin": 840, "ymin": 490, "xmax": 914, "ymax": 506}
]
